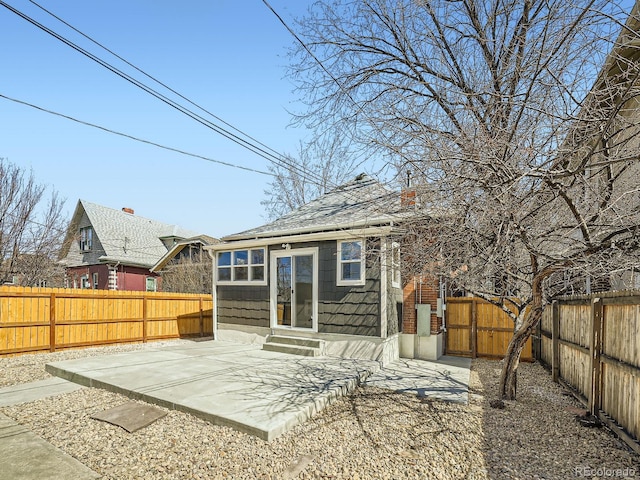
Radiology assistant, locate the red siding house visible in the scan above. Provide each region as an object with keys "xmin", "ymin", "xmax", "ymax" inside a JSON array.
[{"xmin": 58, "ymin": 200, "xmax": 200, "ymax": 291}]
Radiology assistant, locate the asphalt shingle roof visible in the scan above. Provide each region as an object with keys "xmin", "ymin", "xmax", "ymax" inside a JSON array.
[
  {"xmin": 223, "ymin": 173, "xmax": 404, "ymax": 241},
  {"xmin": 63, "ymin": 200, "xmax": 200, "ymax": 268}
]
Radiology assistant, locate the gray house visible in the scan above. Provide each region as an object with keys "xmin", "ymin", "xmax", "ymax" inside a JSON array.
[{"xmin": 206, "ymin": 174, "xmax": 411, "ymax": 365}]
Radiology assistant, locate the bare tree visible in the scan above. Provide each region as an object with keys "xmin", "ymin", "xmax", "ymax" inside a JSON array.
[
  {"xmin": 160, "ymin": 256, "xmax": 213, "ymax": 294},
  {"xmin": 0, "ymin": 158, "xmax": 66, "ymax": 287},
  {"xmin": 289, "ymin": 0, "xmax": 640, "ymax": 399},
  {"xmin": 261, "ymin": 134, "xmax": 361, "ymax": 219}
]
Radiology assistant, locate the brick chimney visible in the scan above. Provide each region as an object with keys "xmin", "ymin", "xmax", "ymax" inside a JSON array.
[
  {"xmin": 122, "ymin": 207, "xmax": 134, "ymax": 214},
  {"xmin": 400, "ymin": 170, "xmax": 416, "ymax": 208}
]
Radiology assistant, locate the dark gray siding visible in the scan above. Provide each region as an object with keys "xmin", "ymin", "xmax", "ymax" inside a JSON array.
[
  {"xmin": 317, "ymin": 240, "xmax": 381, "ymax": 337},
  {"xmin": 216, "ymin": 239, "xmax": 384, "ymax": 336},
  {"xmin": 217, "ymin": 285, "xmax": 269, "ymax": 328}
]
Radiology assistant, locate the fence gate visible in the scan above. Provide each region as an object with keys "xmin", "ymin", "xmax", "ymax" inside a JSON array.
[{"xmin": 445, "ymin": 297, "xmax": 533, "ymax": 360}]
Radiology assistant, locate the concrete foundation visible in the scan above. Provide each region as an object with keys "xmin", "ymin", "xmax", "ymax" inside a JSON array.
[
  {"xmin": 216, "ymin": 323, "xmax": 400, "ymax": 367},
  {"xmin": 399, "ymin": 332, "xmax": 444, "ymax": 361}
]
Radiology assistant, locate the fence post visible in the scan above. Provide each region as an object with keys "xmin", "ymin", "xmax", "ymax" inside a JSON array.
[
  {"xmin": 552, "ymin": 300, "xmax": 560, "ymax": 382},
  {"xmin": 471, "ymin": 299, "xmax": 477, "ymax": 358},
  {"xmin": 142, "ymin": 295, "xmax": 148, "ymax": 343},
  {"xmin": 199, "ymin": 297, "xmax": 204, "ymax": 337},
  {"xmin": 589, "ymin": 297, "xmax": 603, "ymax": 416},
  {"xmin": 49, "ymin": 293, "xmax": 56, "ymax": 353},
  {"xmin": 533, "ymin": 313, "xmax": 542, "ymax": 361}
]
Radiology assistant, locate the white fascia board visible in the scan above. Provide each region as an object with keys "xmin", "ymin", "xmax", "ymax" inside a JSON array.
[
  {"xmin": 205, "ymin": 226, "xmax": 395, "ymax": 252},
  {"xmin": 221, "ymin": 217, "xmax": 398, "ymax": 242}
]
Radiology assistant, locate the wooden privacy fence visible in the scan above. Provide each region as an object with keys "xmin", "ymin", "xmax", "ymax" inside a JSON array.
[
  {"xmin": 539, "ymin": 291, "xmax": 640, "ymax": 454},
  {"xmin": 445, "ymin": 297, "xmax": 533, "ymax": 361},
  {"xmin": 0, "ymin": 286, "xmax": 214, "ymax": 356}
]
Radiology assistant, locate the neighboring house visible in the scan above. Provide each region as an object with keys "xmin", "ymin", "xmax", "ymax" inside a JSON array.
[
  {"xmin": 150, "ymin": 235, "xmax": 220, "ymax": 293},
  {"xmin": 546, "ymin": 3, "xmax": 640, "ymax": 294},
  {"xmin": 58, "ymin": 200, "xmax": 200, "ymax": 291},
  {"xmin": 206, "ymin": 173, "xmax": 442, "ymax": 364}
]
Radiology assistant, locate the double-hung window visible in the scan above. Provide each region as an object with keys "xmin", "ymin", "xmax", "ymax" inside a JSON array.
[
  {"xmin": 217, "ymin": 248, "xmax": 266, "ymax": 284},
  {"xmin": 79, "ymin": 226, "xmax": 93, "ymax": 251},
  {"xmin": 337, "ymin": 239, "xmax": 365, "ymax": 286}
]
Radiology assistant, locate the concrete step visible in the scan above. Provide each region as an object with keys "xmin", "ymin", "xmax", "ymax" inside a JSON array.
[
  {"xmin": 265, "ymin": 335, "xmax": 324, "ymax": 349},
  {"xmin": 262, "ymin": 342, "xmax": 321, "ymax": 357}
]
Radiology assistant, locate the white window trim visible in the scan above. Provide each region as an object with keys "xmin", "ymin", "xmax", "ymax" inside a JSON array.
[
  {"xmin": 216, "ymin": 247, "xmax": 268, "ymax": 286},
  {"xmin": 336, "ymin": 239, "xmax": 366, "ymax": 286}
]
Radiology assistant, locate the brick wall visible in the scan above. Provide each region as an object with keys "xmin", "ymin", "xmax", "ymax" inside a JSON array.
[{"xmin": 402, "ymin": 275, "xmax": 442, "ymax": 334}]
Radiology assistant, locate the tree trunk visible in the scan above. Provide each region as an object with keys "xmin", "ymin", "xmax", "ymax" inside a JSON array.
[
  {"xmin": 499, "ymin": 261, "xmax": 550, "ymax": 400},
  {"xmin": 498, "ymin": 304, "xmax": 543, "ymax": 399}
]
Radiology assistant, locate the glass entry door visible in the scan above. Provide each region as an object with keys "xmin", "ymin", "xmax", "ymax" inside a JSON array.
[{"xmin": 272, "ymin": 249, "xmax": 317, "ymax": 330}]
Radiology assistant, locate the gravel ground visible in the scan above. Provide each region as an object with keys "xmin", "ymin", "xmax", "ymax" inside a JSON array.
[{"xmin": 1, "ymin": 340, "xmax": 638, "ymax": 480}]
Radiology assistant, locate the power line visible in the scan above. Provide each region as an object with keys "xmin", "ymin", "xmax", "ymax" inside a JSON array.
[
  {"xmin": 5, "ymin": 1, "xmax": 405, "ymax": 219},
  {"xmin": 0, "ymin": 0, "xmax": 334, "ymax": 190},
  {"xmin": 26, "ymin": 0, "xmax": 287, "ymax": 165},
  {"xmin": 0, "ymin": 93, "xmax": 274, "ymax": 176},
  {"xmin": 261, "ymin": 1, "xmax": 407, "ymax": 204}
]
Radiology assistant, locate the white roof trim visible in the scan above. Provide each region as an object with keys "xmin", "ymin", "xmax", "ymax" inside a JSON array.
[
  {"xmin": 206, "ymin": 226, "xmax": 395, "ymax": 251},
  {"xmin": 221, "ymin": 217, "xmax": 398, "ymax": 242}
]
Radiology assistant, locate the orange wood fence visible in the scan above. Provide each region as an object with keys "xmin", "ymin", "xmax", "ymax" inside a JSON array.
[
  {"xmin": 0, "ymin": 286, "xmax": 213, "ymax": 356},
  {"xmin": 445, "ymin": 297, "xmax": 533, "ymax": 361}
]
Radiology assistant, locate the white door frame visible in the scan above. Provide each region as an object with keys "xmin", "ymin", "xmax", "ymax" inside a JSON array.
[{"xmin": 270, "ymin": 247, "xmax": 318, "ymax": 332}]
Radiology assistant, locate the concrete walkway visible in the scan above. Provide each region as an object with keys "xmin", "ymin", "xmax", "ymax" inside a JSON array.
[
  {"xmin": 365, "ymin": 355, "xmax": 471, "ymax": 403},
  {"xmin": 0, "ymin": 377, "xmax": 85, "ymax": 407},
  {"xmin": 0, "ymin": 412, "xmax": 100, "ymax": 480}
]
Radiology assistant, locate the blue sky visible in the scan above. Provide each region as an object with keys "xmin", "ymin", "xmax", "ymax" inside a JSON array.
[{"xmin": 1, "ymin": 1, "xmax": 316, "ymax": 238}]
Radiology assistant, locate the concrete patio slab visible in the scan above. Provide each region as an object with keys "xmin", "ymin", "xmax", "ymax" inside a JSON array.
[
  {"xmin": 365, "ymin": 355, "xmax": 472, "ymax": 404},
  {"xmin": 0, "ymin": 412, "xmax": 100, "ymax": 480},
  {"xmin": 46, "ymin": 340, "xmax": 380, "ymax": 441}
]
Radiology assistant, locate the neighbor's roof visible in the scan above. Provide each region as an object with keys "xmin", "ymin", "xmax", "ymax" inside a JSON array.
[
  {"xmin": 223, "ymin": 173, "xmax": 411, "ymax": 241},
  {"xmin": 60, "ymin": 200, "xmax": 200, "ymax": 268},
  {"xmin": 150, "ymin": 234, "xmax": 221, "ymax": 272}
]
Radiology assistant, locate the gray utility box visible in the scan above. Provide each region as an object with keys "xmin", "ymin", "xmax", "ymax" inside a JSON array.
[{"xmin": 416, "ymin": 303, "xmax": 431, "ymax": 336}]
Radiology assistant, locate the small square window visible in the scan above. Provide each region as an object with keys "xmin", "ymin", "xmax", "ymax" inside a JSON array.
[
  {"xmin": 337, "ymin": 239, "xmax": 365, "ymax": 286},
  {"xmin": 218, "ymin": 267, "xmax": 231, "ymax": 282},
  {"xmin": 234, "ymin": 266, "xmax": 248, "ymax": 281},
  {"xmin": 252, "ymin": 265, "xmax": 264, "ymax": 281},
  {"xmin": 234, "ymin": 250, "xmax": 248, "ymax": 265},
  {"xmin": 218, "ymin": 252, "xmax": 231, "ymax": 266},
  {"xmin": 251, "ymin": 249, "xmax": 264, "ymax": 264}
]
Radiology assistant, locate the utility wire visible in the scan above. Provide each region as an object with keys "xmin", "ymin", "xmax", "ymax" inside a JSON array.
[
  {"xmin": 0, "ymin": 0, "xmax": 331, "ymax": 188},
  {"xmin": 5, "ymin": 1, "xmax": 406, "ymax": 219},
  {"xmin": 26, "ymin": 0, "xmax": 287, "ymax": 165},
  {"xmin": 262, "ymin": 1, "xmax": 410, "ymax": 211},
  {"xmin": 0, "ymin": 93, "xmax": 274, "ymax": 176}
]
